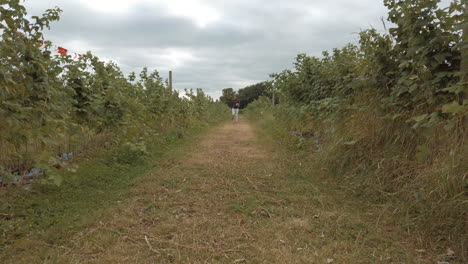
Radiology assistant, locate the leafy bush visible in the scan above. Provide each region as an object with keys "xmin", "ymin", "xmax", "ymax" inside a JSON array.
[
  {"xmin": 0, "ymin": 1, "xmax": 230, "ymax": 185},
  {"xmin": 247, "ymin": 0, "xmax": 467, "ymax": 259}
]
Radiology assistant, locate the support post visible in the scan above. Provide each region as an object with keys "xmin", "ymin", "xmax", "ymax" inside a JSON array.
[
  {"xmin": 272, "ymin": 89, "xmax": 275, "ymax": 107},
  {"xmin": 169, "ymin": 71, "xmax": 173, "ymax": 92},
  {"xmin": 460, "ymin": 3, "xmax": 467, "ymax": 129}
]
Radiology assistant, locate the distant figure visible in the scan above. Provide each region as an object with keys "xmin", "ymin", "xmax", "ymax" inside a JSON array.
[{"xmin": 232, "ymin": 98, "xmax": 240, "ymax": 122}]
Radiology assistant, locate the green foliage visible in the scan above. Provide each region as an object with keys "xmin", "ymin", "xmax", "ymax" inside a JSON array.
[
  {"xmin": 383, "ymin": 0, "xmax": 463, "ymax": 105},
  {"xmin": 219, "ymin": 82, "xmax": 274, "ymax": 109},
  {"xmin": 246, "ymin": 0, "xmax": 467, "ymax": 258},
  {"xmin": 0, "ymin": 1, "xmax": 230, "ymax": 185},
  {"xmin": 270, "ymin": 0, "xmax": 465, "ymax": 125},
  {"xmin": 0, "ymin": 123, "xmax": 209, "ymax": 255},
  {"xmin": 237, "ymin": 82, "xmax": 272, "ymax": 108},
  {"xmin": 244, "ymin": 96, "xmax": 272, "ymax": 113},
  {"xmin": 219, "ymin": 88, "xmax": 236, "ymax": 107},
  {"xmin": 115, "ymin": 141, "xmax": 148, "ymax": 164}
]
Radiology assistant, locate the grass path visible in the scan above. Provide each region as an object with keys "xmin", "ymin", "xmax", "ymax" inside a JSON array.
[{"xmin": 5, "ymin": 119, "xmax": 434, "ymax": 263}]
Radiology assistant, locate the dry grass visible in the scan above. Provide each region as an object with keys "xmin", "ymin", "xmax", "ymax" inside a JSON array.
[
  {"xmin": 2, "ymin": 118, "xmax": 452, "ymax": 263},
  {"xmin": 310, "ymin": 107, "xmax": 467, "ymax": 259}
]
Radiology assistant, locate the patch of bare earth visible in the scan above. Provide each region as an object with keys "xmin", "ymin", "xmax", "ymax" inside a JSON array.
[{"xmin": 14, "ymin": 119, "xmax": 432, "ymax": 263}]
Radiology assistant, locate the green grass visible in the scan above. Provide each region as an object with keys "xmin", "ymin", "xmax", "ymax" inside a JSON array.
[
  {"xmin": 0, "ymin": 122, "xmax": 217, "ymax": 258},
  {"xmin": 247, "ymin": 110, "xmax": 467, "ymax": 263},
  {"xmin": 1, "ymin": 117, "xmax": 463, "ymax": 263}
]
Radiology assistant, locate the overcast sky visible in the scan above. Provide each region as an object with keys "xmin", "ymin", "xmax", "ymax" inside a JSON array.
[{"xmin": 23, "ymin": 0, "xmax": 392, "ymax": 99}]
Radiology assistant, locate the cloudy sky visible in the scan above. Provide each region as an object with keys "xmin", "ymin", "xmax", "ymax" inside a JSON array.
[{"xmin": 24, "ymin": 0, "xmax": 391, "ymax": 99}]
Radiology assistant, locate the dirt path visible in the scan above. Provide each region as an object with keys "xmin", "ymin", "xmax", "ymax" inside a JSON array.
[{"xmin": 16, "ymin": 119, "xmax": 428, "ymax": 263}]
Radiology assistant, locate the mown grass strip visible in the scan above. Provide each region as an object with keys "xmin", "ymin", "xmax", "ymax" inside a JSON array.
[{"xmin": 0, "ymin": 123, "xmax": 217, "ymax": 257}]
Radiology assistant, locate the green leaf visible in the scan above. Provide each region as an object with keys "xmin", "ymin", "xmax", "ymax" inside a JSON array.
[
  {"xmin": 442, "ymin": 102, "xmax": 465, "ymax": 114},
  {"xmin": 434, "ymin": 53, "xmax": 446, "ymax": 64},
  {"xmin": 344, "ymin": 140, "xmax": 357, "ymax": 146},
  {"xmin": 444, "ymin": 120, "xmax": 456, "ymax": 131},
  {"xmin": 408, "ymin": 74, "xmax": 418, "ymax": 80},
  {"xmin": 409, "ymin": 83, "xmax": 418, "ymax": 93},
  {"xmin": 412, "ymin": 114, "xmax": 428, "ymax": 123}
]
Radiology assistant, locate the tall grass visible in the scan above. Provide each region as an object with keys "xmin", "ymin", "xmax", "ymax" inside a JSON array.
[{"xmin": 245, "ymin": 97, "xmax": 467, "ymax": 260}]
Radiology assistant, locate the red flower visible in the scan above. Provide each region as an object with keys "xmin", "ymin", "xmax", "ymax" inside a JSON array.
[{"xmin": 58, "ymin": 47, "xmax": 68, "ymax": 55}]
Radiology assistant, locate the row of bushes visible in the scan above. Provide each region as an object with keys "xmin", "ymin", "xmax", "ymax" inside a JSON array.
[
  {"xmin": 246, "ymin": 0, "xmax": 466, "ymax": 260},
  {"xmin": 0, "ymin": 1, "xmax": 229, "ymax": 185}
]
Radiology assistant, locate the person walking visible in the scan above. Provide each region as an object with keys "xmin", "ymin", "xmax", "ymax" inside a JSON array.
[{"xmin": 232, "ymin": 98, "xmax": 240, "ymax": 122}]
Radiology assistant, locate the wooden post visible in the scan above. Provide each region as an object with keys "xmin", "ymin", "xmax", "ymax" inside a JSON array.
[
  {"xmin": 272, "ymin": 88, "xmax": 275, "ymax": 107},
  {"xmin": 460, "ymin": 3, "xmax": 467, "ymax": 129},
  {"xmin": 270, "ymin": 80, "xmax": 276, "ymax": 107},
  {"xmin": 169, "ymin": 71, "xmax": 173, "ymax": 92},
  {"xmin": 461, "ymin": 3, "xmax": 467, "ymax": 91}
]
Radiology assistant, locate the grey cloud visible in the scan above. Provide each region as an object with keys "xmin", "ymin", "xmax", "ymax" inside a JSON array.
[{"xmin": 24, "ymin": 0, "xmax": 391, "ymax": 99}]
